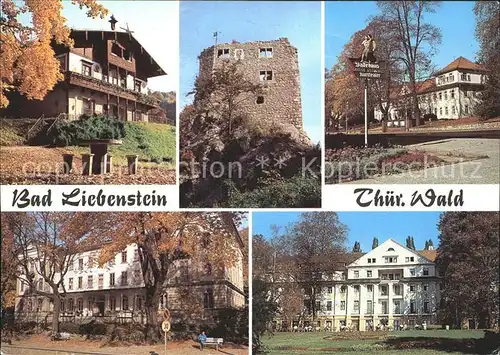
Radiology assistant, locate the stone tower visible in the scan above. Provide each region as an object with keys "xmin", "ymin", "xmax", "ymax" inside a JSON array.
[{"xmin": 197, "ymin": 37, "xmax": 303, "ymax": 131}]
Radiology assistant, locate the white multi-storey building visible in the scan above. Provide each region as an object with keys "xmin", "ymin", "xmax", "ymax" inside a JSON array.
[
  {"xmin": 275, "ymin": 239, "xmax": 440, "ymax": 332},
  {"xmin": 15, "ymin": 237, "xmax": 245, "ymax": 325},
  {"xmin": 375, "ymin": 57, "xmax": 487, "ymax": 126}
]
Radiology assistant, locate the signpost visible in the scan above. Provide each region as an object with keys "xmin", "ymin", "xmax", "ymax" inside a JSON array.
[
  {"xmin": 161, "ymin": 309, "xmax": 171, "ymax": 355},
  {"xmin": 347, "ymin": 35, "xmax": 386, "ymax": 147}
]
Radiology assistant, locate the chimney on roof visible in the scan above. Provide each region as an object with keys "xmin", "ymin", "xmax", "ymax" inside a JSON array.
[{"xmin": 109, "ymin": 15, "xmax": 118, "ymax": 31}]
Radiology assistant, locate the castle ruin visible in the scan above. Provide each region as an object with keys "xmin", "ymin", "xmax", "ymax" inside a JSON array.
[{"xmin": 197, "ymin": 37, "xmax": 304, "ymax": 131}]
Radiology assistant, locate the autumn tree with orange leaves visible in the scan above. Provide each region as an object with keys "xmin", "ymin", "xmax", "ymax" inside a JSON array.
[
  {"xmin": 3, "ymin": 212, "xmax": 92, "ymax": 335},
  {"xmin": 325, "ymin": 19, "xmax": 405, "ymax": 132},
  {"xmin": 71, "ymin": 212, "xmax": 244, "ymax": 343},
  {"xmin": 0, "ymin": 0, "xmax": 108, "ymax": 107},
  {"xmin": 1, "ymin": 214, "xmax": 20, "ymax": 314}
]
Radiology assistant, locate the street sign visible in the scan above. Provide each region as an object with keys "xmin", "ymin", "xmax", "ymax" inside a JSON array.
[
  {"xmin": 162, "ymin": 320, "xmax": 171, "ymax": 333},
  {"xmin": 348, "ymin": 58, "xmax": 386, "ymax": 79}
]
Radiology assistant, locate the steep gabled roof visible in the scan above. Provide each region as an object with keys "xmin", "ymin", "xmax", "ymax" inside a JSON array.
[
  {"xmin": 434, "ymin": 56, "xmax": 486, "ymax": 76},
  {"xmin": 347, "ymin": 238, "xmax": 435, "ymax": 266},
  {"xmin": 69, "ymin": 29, "xmax": 166, "ymax": 77}
]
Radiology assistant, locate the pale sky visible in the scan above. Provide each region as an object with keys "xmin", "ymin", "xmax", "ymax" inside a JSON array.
[{"xmin": 62, "ymin": 0, "xmax": 178, "ymax": 92}]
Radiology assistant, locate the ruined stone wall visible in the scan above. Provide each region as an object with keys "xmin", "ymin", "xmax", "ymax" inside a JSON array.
[{"xmin": 198, "ymin": 38, "xmax": 303, "ymax": 130}]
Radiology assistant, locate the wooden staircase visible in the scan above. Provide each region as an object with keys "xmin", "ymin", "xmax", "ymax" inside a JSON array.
[{"xmin": 25, "ymin": 113, "xmax": 67, "ymax": 145}]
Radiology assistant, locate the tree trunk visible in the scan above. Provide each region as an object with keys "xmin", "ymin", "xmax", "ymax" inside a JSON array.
[
  {"xmin": 144, "ymin": 286, "xmax": 161, "ymax": 343},
  {"xmin": 382, "ymin": 112, "xmax": 388, "ymax": 132},
  {"xmin": 412, "ymin": 93, "xmax": 420, "ymax": 127},
  {"xmin": 52, "ymin": 295, "xmax": 60, "ymax": 334}
]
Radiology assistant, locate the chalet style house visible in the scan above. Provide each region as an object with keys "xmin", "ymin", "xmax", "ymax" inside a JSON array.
[
  {"xmin": 15, "ymin": 230, "xmax": 245, "ymax": 326},
  {"xmin": 374, "ymin": 57, "xmax": 487, "ymax": 127},
  {"xmin": 269, "ymin": 239, "xmax": 443, "ymax": 332},
  {"xmin": 6, "ymin": 24, "xmax": 166, "ymax": 122}
]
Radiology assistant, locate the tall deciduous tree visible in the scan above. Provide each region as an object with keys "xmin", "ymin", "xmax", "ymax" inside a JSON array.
[
  {"xmin": 376, "ymin": 1, "xmax": 442, "ymax": 127},
  {"xmin": 71, "ymin": 212, "xmax": 242, "ymax": 343},
  {"xmin": 473, "ymin": 1, "xmax": 500, "ymax": 119},
  {"xmin": 274, "ymin": 212, "xmax": 347, "ymax": 321},
  {"xmin": 4, "ymin": 212, "xmax": 89, "ymax": 334},
  {"xmin": 0, "ymin": 0, "xmax": 108, "ymax": 107},
  {"xmin": 436, "ymin": 212, "xmax": 499, "ymax": 328},
  {"xmin": 252, "ymin": 278, "xmax": 279, "ymax": 355},
  {"xmin": 0, "ymin": 214, "xmax": 20, "ymax": 315},
  {"xmin": 187, "ymin": 61, "xmax": 263, "ymax": 135}
]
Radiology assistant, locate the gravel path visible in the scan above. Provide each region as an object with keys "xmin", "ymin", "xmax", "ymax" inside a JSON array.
[
  {"xmin": 1, "ymin": 338, "xmax": 248, "ymax": 355},
  {"xmin": 347, "ymin": 138, "xmax": 499, "ymax": 184}
]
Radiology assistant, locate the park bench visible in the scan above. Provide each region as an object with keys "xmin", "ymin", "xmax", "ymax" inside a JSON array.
[{"xmin": 204, "ymin": 337, "xmax": 223, "ymax": 351}]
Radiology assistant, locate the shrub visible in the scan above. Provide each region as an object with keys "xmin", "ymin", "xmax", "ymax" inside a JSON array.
[
  {"xmin": 59, "ymin": 322, "xmax": 81, "ymax": 334},
  {"xmin": 45, "ymin": 115, "xmax": 125, "ymax": 146},
  {"xmin": 79, "ymin": 320, "xmax": 107, "ymax": 339},
  {"xmin": 225, "ymin": 175, "xmax": 321, "ymax": 208}
]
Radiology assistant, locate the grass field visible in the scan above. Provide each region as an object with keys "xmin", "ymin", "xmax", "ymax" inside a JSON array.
[
  {"xmin": 66, "ymin": 122, "xmax": 176, "ymax": 168},
  {"xmin": 261, "ymin": 330, "xmax": 498, "ymax": 355}
]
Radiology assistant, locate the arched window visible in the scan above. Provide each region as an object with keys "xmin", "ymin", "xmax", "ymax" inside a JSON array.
[
  {"xmin": 387, "ymin": 248, "xmax": 395, "ymax": 252},
  {"xmin": 77, "ymin": 298, "xmax": 83, "ymax": 312},
  {"xmin": 203, "ymin": 289, "xmax": 214, "ymax": 309},
  {"xmin": 122, "ymin": 295, "xmax": 129, "ymax": 310},
  {"xmin": 68, "ymin": 298, "xmax": 74, "ymax": 312},
  {"xmin": 109, "ymin": 296, "xmax": 116, "ymax": 311},
  {"xmin": 135, "ymin": 295, "xmax": 143, "ymax": 310}
]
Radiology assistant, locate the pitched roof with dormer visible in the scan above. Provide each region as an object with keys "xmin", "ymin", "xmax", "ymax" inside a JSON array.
[
  {"xmin": 347, "ymin": 238, "xmax": 436, "ymax": 267},
  {"xmin": 434, "ymin": 56, "xmax": 486, "ymax": 76}
]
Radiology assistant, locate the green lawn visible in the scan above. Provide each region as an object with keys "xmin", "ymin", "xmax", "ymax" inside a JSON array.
[
  {"xmin": 67, "ymin": 122, "xmax": 176, "ymax": 168},
  {"xmin": 262, "ymin": 330, "xmax": 496, "ymax": 355}
]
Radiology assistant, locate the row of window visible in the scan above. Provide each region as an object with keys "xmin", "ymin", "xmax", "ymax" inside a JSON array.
[
  {"xmin": 66, "ymin": 270, "xmax": 139, "ymax": 290},
  {"xmin": 315, "ymin": 299, "xmax": 431, "ymax": 314},
  {"xmin": 437, "ymin": 72, "xmax": 472, "ymax": 85},
  {"xmin": 68, "ymin": 249, "xmax": 137, "ymax": 272},
  {"xmin": 421, "ymin": 88, "xmax": 476, "ymax": 103},
  {"xmin": 23, "ymin": 288, "xmax": 218, "ymax": 313},
  {"xmin": 78, "ymin": 61, "xmax": 145, "ymax": 92},
  {"xmin": 324, "ymin": 283, "xmax": 432, "ymax": 295},
  {"xmin": 217, "ymin": 47, "xmax": 273, "ymax": 59},
  {"xmin": 425, "ymin": 105, "xmax": 470, "ymax": 116},
  {"xmin": 352, "ymin": 267, "xmax": 429, "ymax": 279}
]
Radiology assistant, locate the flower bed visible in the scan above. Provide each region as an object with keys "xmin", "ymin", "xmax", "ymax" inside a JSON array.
[{"xmin": 325, "ymin": 145, "xmax": 444, "ymax": 183}]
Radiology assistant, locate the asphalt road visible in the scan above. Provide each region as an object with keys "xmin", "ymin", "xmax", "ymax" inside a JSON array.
[{"xmin": 347, "ymin": 138, "xmax": 500, "ymax": 184}]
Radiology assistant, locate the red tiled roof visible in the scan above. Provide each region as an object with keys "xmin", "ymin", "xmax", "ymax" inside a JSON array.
[
  {"xmin": 417, "ymin": 249, "xmax": 438, "ymax": 262},
  {"xmin": 434, "ymin": 56, "xmax": 486, "ymax": 75}
]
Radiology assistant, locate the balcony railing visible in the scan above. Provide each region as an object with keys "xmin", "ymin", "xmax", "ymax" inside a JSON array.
[{"xmin": 66, "ymin": 71, "xmax": 158, "ymax": 107}]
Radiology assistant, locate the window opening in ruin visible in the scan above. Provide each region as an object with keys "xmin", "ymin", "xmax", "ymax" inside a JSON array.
[
  {"xmin": 256, "ymin": 96, "xmax": 264, "ymax": 104},
  {"xmin": 217, "ymin": 48, "xmax": 230, "ymax": 58},
  {"xmin": 260, "ymin": 70, "xmax": 273, "ymax": 81},
  {"xmin": 259, "ymin": 48, "xmax": 273, "ymax": 58},
  {"xmin": 234, "ymin": 49, "xmax": 244, "ymax": 60}
]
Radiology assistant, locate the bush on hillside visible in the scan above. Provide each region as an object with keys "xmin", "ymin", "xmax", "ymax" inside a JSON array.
[
  {"xmin": 225, "ymin": 176, "xmax": 321, "ymax": 208},
  {"xmin": 46, "ymin": 115, "xmax": 125, "ymax": 146}
]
